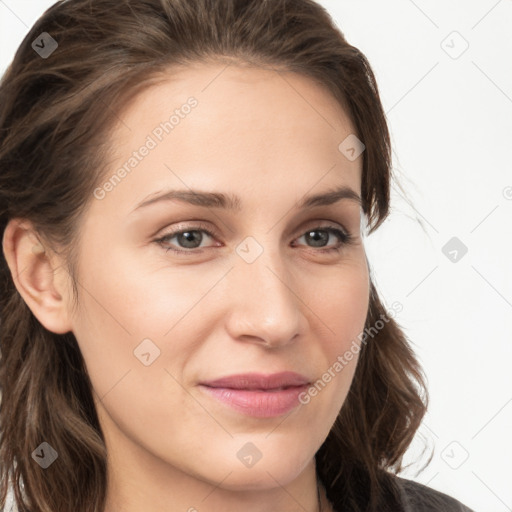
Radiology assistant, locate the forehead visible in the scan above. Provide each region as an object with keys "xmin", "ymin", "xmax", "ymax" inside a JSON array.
[
  {"xmin": 96, "ymin": 62, "xmax": 362, "ymax": 215},
  {"xmin": 114, "ymin": 61, "xmax": 356, "ymax": 141}
]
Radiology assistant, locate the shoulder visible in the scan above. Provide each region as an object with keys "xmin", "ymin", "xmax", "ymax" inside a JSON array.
[{"xmin": 394, "ymin": 475, "xmax": 476, "ymax": 512}]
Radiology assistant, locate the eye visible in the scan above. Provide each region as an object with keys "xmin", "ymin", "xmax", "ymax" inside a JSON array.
[
  {"xmin": 154, "ymin": 222, "xmax": 218, "ymax": 255},
  {"xmin": 293, "ymin": 226, "xmax": 354, "ymax": 253},
  {"xmin": 154, "ymin": 223, "xmax": 355, "ymax": 255}
]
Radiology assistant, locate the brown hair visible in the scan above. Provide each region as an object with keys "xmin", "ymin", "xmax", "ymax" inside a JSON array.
[{"xmin": 0, "ymin": 1, "xmax": 428, "ymax": 511}]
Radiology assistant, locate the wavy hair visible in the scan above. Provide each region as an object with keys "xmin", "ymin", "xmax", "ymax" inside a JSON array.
[{"xmin": 0, "ymin": 1, "xmax": 428, "ymax": 511}]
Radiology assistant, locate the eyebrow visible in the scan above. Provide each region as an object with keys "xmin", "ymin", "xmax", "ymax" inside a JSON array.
[{"xmin": 131, "ymin": 185, "xmax": 362, "ymax": 213}]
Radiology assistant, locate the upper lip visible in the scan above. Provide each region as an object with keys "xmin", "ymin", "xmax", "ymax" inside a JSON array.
[{"xmin": 200, "ymin": 371, "xmax": 311, "ymax": 390}]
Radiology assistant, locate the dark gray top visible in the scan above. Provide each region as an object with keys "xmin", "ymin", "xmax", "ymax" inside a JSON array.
[{"xmin": 396, "ymin": 476, "xmax": 476, "ymax": 512}]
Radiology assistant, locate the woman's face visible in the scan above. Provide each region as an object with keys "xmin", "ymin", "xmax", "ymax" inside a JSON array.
[{"xmin": 68, "ymin": 62, "xmax": 369, "ymax": 495}]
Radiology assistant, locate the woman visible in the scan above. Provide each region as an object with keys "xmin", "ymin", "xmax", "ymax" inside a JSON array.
[{"xmin": 0, "ymin": 0, "xmax": 475, "ymax": 511}]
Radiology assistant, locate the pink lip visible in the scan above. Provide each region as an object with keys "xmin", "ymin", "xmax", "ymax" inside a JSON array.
[{"xmin": 199, "ymin": 371, "xmax": 311, "ymax": 418}]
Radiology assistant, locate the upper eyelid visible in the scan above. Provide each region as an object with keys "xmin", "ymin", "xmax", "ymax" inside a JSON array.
[{"xmin": 157, "ymin": 222, "xmax": 217, "ymax": 239}]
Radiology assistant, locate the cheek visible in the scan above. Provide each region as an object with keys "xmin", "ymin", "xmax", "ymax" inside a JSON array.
[
  {"xmin": 293, "ymin": 256, "xmax": 369, "ymax": 417},
  {"xmin": 315, "ymin": 256, "xmax": 370, "ymax": 353},
  {"xmin": 74, "ymin": 242, "xmax": 208, "ymax": 339},
  {"xmin": 69, "ymin": 248, "xmax": 192, "ymax": 401}
]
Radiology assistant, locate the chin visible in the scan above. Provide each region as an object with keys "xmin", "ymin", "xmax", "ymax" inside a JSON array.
[
  {"xmin": 211, "ymin": 462, "xmax": 307, "ymax": 491},
  {"xmin": 191, "ymin": 438, "xmax": 314, "ymax": 490}
]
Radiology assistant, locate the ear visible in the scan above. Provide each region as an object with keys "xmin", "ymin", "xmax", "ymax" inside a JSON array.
[{"xmin": 2, "ymin": 218, "xmax": 73, "ymax": 334}]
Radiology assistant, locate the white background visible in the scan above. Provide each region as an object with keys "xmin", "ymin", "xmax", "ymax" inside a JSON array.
[{"xmin": 1, "ymin": 1, "xmax": 511, "ymax": 511}]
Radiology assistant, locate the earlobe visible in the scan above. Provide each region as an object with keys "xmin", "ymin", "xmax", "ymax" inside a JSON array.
[{"xmin": 2, "ymin": 218, "xmax": 73, "ymax": 334}]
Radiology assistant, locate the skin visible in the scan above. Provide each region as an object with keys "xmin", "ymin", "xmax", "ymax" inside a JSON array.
[{"xmin": 3, "ymin": 62, "xmax": 369, "ymax": 512}]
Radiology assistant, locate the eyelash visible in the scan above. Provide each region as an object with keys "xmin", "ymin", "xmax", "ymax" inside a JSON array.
[{"xmin": 154, "ymin": 222, "xmax": 355, "ymax": 256}]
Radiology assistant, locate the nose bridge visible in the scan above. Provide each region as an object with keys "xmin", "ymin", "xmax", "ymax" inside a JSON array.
[{"xmin": 224, "ymin": 238, "xmax": 303, "ymax": 346}]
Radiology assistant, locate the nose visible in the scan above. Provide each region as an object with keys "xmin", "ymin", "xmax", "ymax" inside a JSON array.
[{"xmin": 223, "ymin": 247, "xmax": 305, "ymax": 349}]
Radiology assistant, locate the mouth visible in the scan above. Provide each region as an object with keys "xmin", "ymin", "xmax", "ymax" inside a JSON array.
[
  {"xmin": 198, "ymin": 371, "xmax": 311, "ymax": 418},
  {"xmin": 200, "ymin": 371, "xmax": 311, "ymax": 390}
]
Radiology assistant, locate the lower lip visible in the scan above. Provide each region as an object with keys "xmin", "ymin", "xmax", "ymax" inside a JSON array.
[{"xmin": 199, "ymin": 384, "xmax": 309, "ymax": 418}]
